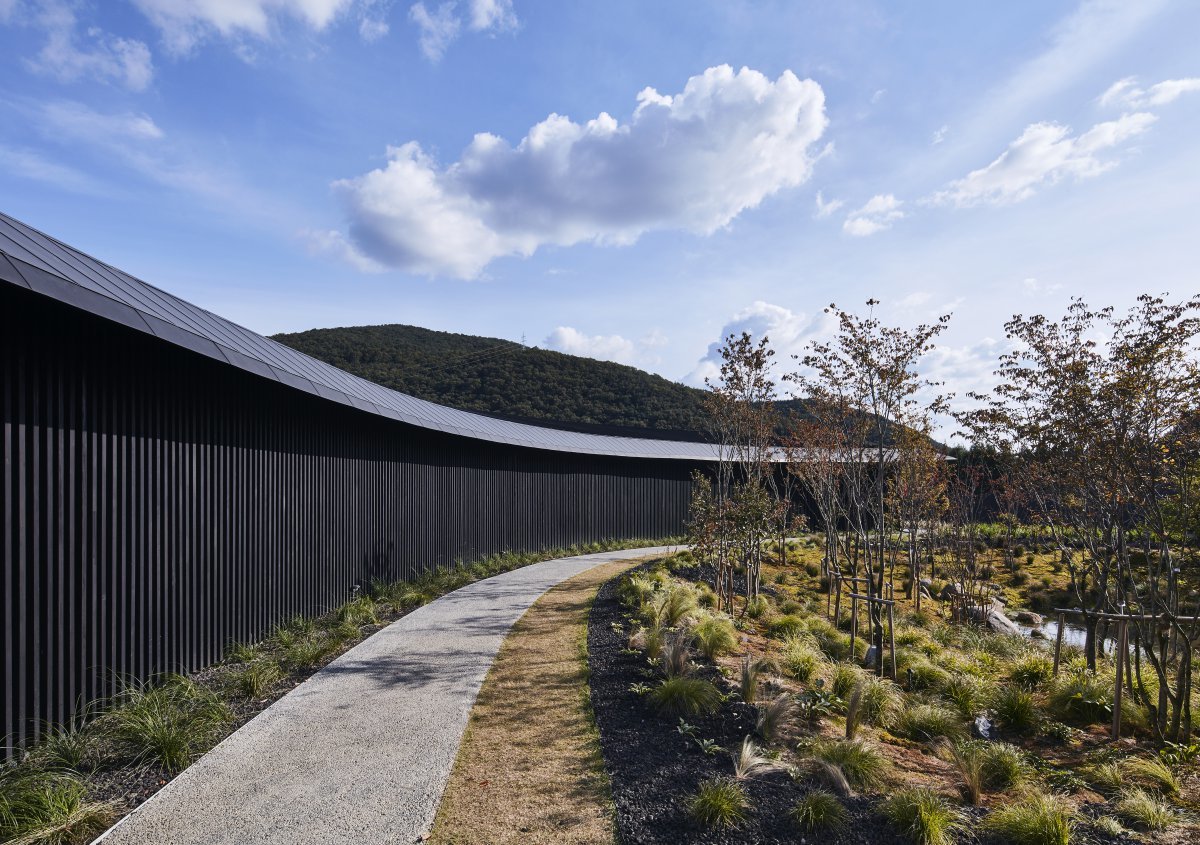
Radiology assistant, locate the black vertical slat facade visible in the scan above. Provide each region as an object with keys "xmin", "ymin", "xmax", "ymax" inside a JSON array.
[{"xmin": 2, "ymin": 282, "xmax": 704, "ymax": 757}]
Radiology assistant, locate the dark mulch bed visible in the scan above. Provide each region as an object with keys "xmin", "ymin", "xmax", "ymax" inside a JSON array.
[{"xmin": 587, "ymin": 564, "xmax": 906, "ymax": 845}]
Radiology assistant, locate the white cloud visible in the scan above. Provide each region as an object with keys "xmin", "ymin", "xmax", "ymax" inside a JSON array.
[
  {"xmin": 931, "ymin": 124, "xmax": 949, "ymax": 144},
  {"xmin": 685, "ymin": 301, "xmax": 835, "ymax": 386},
  {"xmin": 843, "ymin": 193, "xmax": 904, "ymax": 236},
  {"xmin": 545, "ymin": 326, "xmax": 639, "ymax": 365},
  {"xmin": 813, "ymin": 190, "xmax": 844, "ymax": 219},
  {"xmin": 931, "ymin": 112, "xmax": 1156, "ymax": 207},
  {"xmin": 20, "ymin": 1, "xmax": 153, "ymax": 90},
  {"xmin": 0, "ymin": 144, "xmax": 106, "ymax": 194},
  {"xmin": 1099, "ymin": 75, "xmax": 1200, "ymax": 109},
  {"xmin": 329, "ymin": 65, "xmax": 829, "ymax": 278},
  {"xmin": 359, "ymin": 16, "xmax": 389, "ymax": 40},
  {"xmin": 131, "ymin": 0, "xmax": 355, "ymax": 52},
  {"xmin": 41, "ymin": 101, "xmax": 164, "ymax": 141},
  {"xmin": 409, "ymin": 0, "xmax": 516, "ymax": 60},
  {"xmin": 871, "ymin": 88, "xmax": 886, "ymax": 104},
  {"xmin": 1022, "ymin": 276, "xmax": 1062, "ymax": 296},
  {"xmin": 409, "ymin": 2, "xmax": 460, "ymax": 59}
]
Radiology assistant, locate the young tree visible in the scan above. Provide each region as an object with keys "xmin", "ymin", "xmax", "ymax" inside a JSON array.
[{"xmin": 791, "ymin": 300, "xmax": 951, "ymax": 674}]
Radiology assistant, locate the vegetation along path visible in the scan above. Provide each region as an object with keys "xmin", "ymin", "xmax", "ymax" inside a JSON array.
[
  {"xmin": 94, "ymin": 546, "xmax": 679, "ymax": 845},
  {"xmin": 428, "ymin": 557, "xmax": 643, "ymax": 845}
]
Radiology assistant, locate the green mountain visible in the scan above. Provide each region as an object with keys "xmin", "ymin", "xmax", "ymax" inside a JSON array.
[{"xmin": 271, "ymin": 323, "xmax": 729, "ymax": 437}]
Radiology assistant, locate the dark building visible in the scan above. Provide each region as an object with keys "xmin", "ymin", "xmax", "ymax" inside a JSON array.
[{"xmin": 0, "ymin": 212, "xmax": 717, "ymax": 756}]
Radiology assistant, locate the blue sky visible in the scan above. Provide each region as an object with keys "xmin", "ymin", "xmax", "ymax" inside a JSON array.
[{"xmin": 2, "ymin": 1, "xmax": 1198, "ymax": 422}]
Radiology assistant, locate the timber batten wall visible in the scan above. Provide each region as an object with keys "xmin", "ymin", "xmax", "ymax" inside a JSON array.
[{"xmin": 2, "ymin": 283, "xmax": 699, "ymax": 755}]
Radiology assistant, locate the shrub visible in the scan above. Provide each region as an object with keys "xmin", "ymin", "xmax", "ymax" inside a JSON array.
[
  {"xmin": 983, "ymin": 789, "xmax": 1074, "ymax": 845},
  {"xmin": 1048, "ymin": 671, "xmax": 1113, "ymax": 725},
  {"xmin": 1009, "ymin": 655, "xmax": 1054, "ymax": 690},
  {"xmin": 1115, "ymin": 787, "xmax": 1174, "ymax": 831},
  {"xmin": 768, "ymin": 614, "xmax": 806, "ymax": 639},
  {"xmin": 895, "ymin": 703, "xmax": 966, "ymax": 742},
  {"xmin": 230, "ymin": 661, "xmax": 282, "ymax": 699},
  {"xmin": 688, "ymin": 778, "xmax": 748, "ymax": 829},
  {"xmin": 805, "ymin": 738, "xmax": 888, "ymax": 792},
  {"xmin": 782, "ymin": 637, "xmax": 823, "ymax": 682},
  {"xmin": 0, "ymin": 772, "xmax": 116, "ymax": 845},
  {"xmin": 993, "ymin": 686, "xmax": 1040, "ymax": 733},
  {"xmin": 649, "ymin": 677, "xmax": 722, "ymax": 718},
  {"xmin": 882, "ymin": 788, "xmax": 960, "ymax": 845},
  {"xmin": 791, "ymin": 789, "xmax": 847, "ymax": 833},
  {"xmin": 691, "ymin": 615, "xmax": 737, "ymax": 660}
]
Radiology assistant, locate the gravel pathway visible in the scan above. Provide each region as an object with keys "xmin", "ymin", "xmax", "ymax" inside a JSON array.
[{"xmin": 95, "ymin": 546, "xmax": 678, "ymax": 845}]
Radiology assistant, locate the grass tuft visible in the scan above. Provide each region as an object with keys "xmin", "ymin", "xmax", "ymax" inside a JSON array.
[
  {"xmin": 688, "ymin": 778, "xmax": 748, "ymax": 829},
  {"xmin": 756, "ymin": 694, "xmax": 795, "ymax": 744},
  {"xmin": 882, "ymin": 788, "xmax": 960, "ymax": 845},
  {"xmin": 731, "ymin": 735, "xmax": 776, "ymax": 780},
  {"xmin": 781, "ymin": 636, "xmax": 823, "ymax": 682},
  {"xmin": 992, "ymin": 686, "xmax": 1040, "ymax": 733},
  {"xmin": 0, "ymin": 772, "xmax": 116, "ymax": 845},
  {"xmin": 691, "ymin": 615, "xmax": 737, "ymax": 660},
  {"xmin": 895, "ymin": 703, "xmax": 966, "ymax": 742},
  {"xmin": 791, "ymin": 789, "xmax": 847, "ymax": 833},
  {"xmin": 1120, "ymin": 755, "xmax": 1179, "ymax": 797},
  {"xmin": 981, "ymin": 788, "xmax": 1074, "ymax": 845},
  {"xmin": 739, "ymin": 655, "xmax": 774, "ymax": 705},
  {"xmin": 229, "ymin": 661, "xmax": 282, "ymax": 699},
  {"xmin": 804, "ymin": 737, "xmax": 888, "ymax": 792},
  {"xmin": 648, "ymin": 677, "xmax": 722, "ymax": 718},
  {"xmin": 1115, "ymin": 787, "xmax": 1175, "ymax": 831},
  {"xmin": 108, "ymin": 675, "xmax": 231, "ymax": 772}
]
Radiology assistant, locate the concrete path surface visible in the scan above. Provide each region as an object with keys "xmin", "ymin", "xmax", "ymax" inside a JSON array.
[{"xmin": 95, "ymin": 546, "xmax": 677, "ymax": 845}]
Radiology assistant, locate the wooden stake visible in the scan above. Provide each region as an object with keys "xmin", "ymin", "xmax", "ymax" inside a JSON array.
[
  {"xmin": 887, "ymin": 603, "xmax": 897, "ymax": 680},
  {"xmin": 1112, "ymin": 620, "xmax": 1128, "ymax": 741},
  {"xmin": 1053, "ymin": 612, "xmax": 1065, "ymax": 677}
]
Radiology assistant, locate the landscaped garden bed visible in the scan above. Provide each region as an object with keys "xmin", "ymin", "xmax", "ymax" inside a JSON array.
[
  {"xmin": 588, "ymin": 543, "xmax": 1200, "ymax": 845},
  {"xmin": 0, "ymin": 538, "xmax": 676, "ymax": 845}
]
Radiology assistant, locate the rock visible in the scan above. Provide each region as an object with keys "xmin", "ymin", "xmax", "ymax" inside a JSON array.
[
  {"xmin": 1030, "ymin": 629, "xmax": 1048, "ymax": 640},
  {"xmin": 920, "ymin": 578, "xmax": 933, "ymax": 589},
  {"xmin": 939, "ymin": 583, "xmax": 961, "ymax": 601},
  {"xmin": 863, "ymin": 645, "xmax": 879, "ymax": 668},
  {"xmin": 1016, "ymin": 610, "xmax": 1044, "ymax": 625},
  {"xmin": 973, "ymin": 714, "xmax": 993, "ymax": 740},
  {"xmin": 984, "ymin": 603, "xmax": 1023, "ymax": 636}
]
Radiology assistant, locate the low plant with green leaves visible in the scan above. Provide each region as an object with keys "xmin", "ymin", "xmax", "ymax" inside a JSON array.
[
  {"xmin": 648, "ymin": 677, "xmax": 722, "ymax": 717},
  {"xmin": 882, "ymin": 788, "xmax": 960, "ymax": 845},
  {"xmin": 108, "ymin": 675, "xmax": 231, "ymax": 772},
  {"xmin": 981, "ymin": 788, "xmax": 1074, "ymax": 845},
  {"xmin": 791, "ymin": 789, "xmax": 847, "ymax": 833},
  {"xmin": 688, "ymin": 778, "xmax": 748, "ymax": 829},
  {"xmin": 335, "ymin": 596, "xmax": 379, "ymax": 627}
]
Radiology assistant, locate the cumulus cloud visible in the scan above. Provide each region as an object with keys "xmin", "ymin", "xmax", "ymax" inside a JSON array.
[
  {"xmin": 685, "ymin": 301, "xmax": 835, "ymax": 387},
  {"xmin": 1099, "ymin": 75, "xmax": 1200, "ymax": 109},
  {"xmin": 409, "ymin": 0, "xmax": 516, "ymax": 60},
  {"xmin": 930, "ymin": 112, "xmax": 1156, "ymax": 207},
  {"xmin": 813, "ymin": 190, "xmax": 844, "ymax": 219},
  {"xmin": 544, "ymin": 326, "xmax": 668, "ymax": 367},
  {"xmin": 20, "ymin": 1, "xmax": 154, "ymax": 90},
  {"xmin": 843, "ymin": 193, "xmax": 904, "ymax": 236},
  {"xmin": 130, "ymin": 0, "xmax": 355, "ymax": 52},
  {"xmin": 329, "ymin": 65, "xmax": 829, "ymax": 278}
]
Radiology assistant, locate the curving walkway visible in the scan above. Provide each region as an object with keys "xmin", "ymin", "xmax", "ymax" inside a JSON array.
[{"xmin": 95, "ymin": 546, "xmax": 677, "ymax": 845}]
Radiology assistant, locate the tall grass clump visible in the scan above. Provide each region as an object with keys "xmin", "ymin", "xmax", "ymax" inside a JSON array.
[
  {"xmin": 659, "ymin": 632, "xmax": 693, "ymax": 678},
  {"xmin": 856, "ymin": 675, "xmax": 903, "ymax": 728},
  {"xmin": 739, "ymin": 655, "xmax": 774, "ymax": 705},
  {"xmin": 982, "ymin": 789, "xmax": 1074, "ymax": 845},
  {"xmin": 691, "ymin": 615, "xmax": 737, "ymax": 660},
  {"xmin": 229, "ymin": 661, "xmax": 282, "ymax": 699},
  {"xmin": 1047, "ymin": 670, "xmax": 1113, "ymax": 725},
  {"xmin": 895, "ymin": 703, "xmax": 966, "ymax": 742},
  {"xmin": 791, "ymin": 789, "xmax": 847, "ymax": 833},
  {"xmin": 731, "ymin": 736, "xmax": 777, "ymax": 780},
  {"xmin": 756, "ymin": 694, "xmax": 795, "ymax": 743},
  {"xmin": 0, "ymin": 771, "xmax": 116, "ymax": 845},
  {"xmin": 782, "ymin": 636, "xmax": 823, "ymax": 682},
  {"xmin": 1115, "ymin": 787, "xmax": 1174, "ymax": 831},
  {"xmin": 830, "ymin": 663, "xmax": 864, "ymax": 699},
  {"xmin": 108, "ymin": 675, "xmax": 231, "ymax": 772},
  {"xmin": 649, "ymin": 677, "xmax": 722, "ymax": 717},
  {"xmin": 882, "ymin": 788, "xmax": 960, "ymax": 845},
  {"xmin": 688, "ymin": 778, "xmax": 748, "ymax": 829},
  {"xmin": 1009, "ymin": 654, "xmax": 1054, "ymax": 690},
  {"xmin": 768, "ymin": 614, "xmax": 806, "ymax": 640},
  {"xmin": 1120, "ymin": 755, "xmax": 1179, "ymax": 797},
  {"xmin": 657, "ymin": 584, "xmax": 698, "ymax": 627},
  {"xmin": 993, "ymin": 686, "xmax": 1040, "ymax": 733},
  {"xmin": 804, "ymin": 738, "xmax": 889, "ymax": 792}
]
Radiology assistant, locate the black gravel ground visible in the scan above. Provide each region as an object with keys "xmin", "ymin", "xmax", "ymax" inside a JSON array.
[{"xmin": 588, "ymin": 565, "xmax": 913, "ymax": 845}]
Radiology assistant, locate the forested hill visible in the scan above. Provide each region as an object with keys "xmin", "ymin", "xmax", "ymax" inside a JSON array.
[{"xmin": 271, "ymin": 322, "xmax": 734, "ymax": 437}]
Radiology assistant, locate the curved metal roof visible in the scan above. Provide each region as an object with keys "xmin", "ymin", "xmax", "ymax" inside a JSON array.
[{"xmin": 0, "ymin": 211, "xmax": 721, "ymax": 461}]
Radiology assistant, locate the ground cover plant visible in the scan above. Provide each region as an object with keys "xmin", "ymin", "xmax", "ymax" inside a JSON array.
[
  {"xmin": 588, "ymin": 547, "xmax": 1200, "ymax": 845},
  {"xmin": 0, "ymin": 537, "xmax": 677, "ymax": 845}
]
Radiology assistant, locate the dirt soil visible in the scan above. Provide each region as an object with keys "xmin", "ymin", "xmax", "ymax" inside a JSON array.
[{"xmin": 428, "ymin": 558, "xmax": 642, "ymax": 845}]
